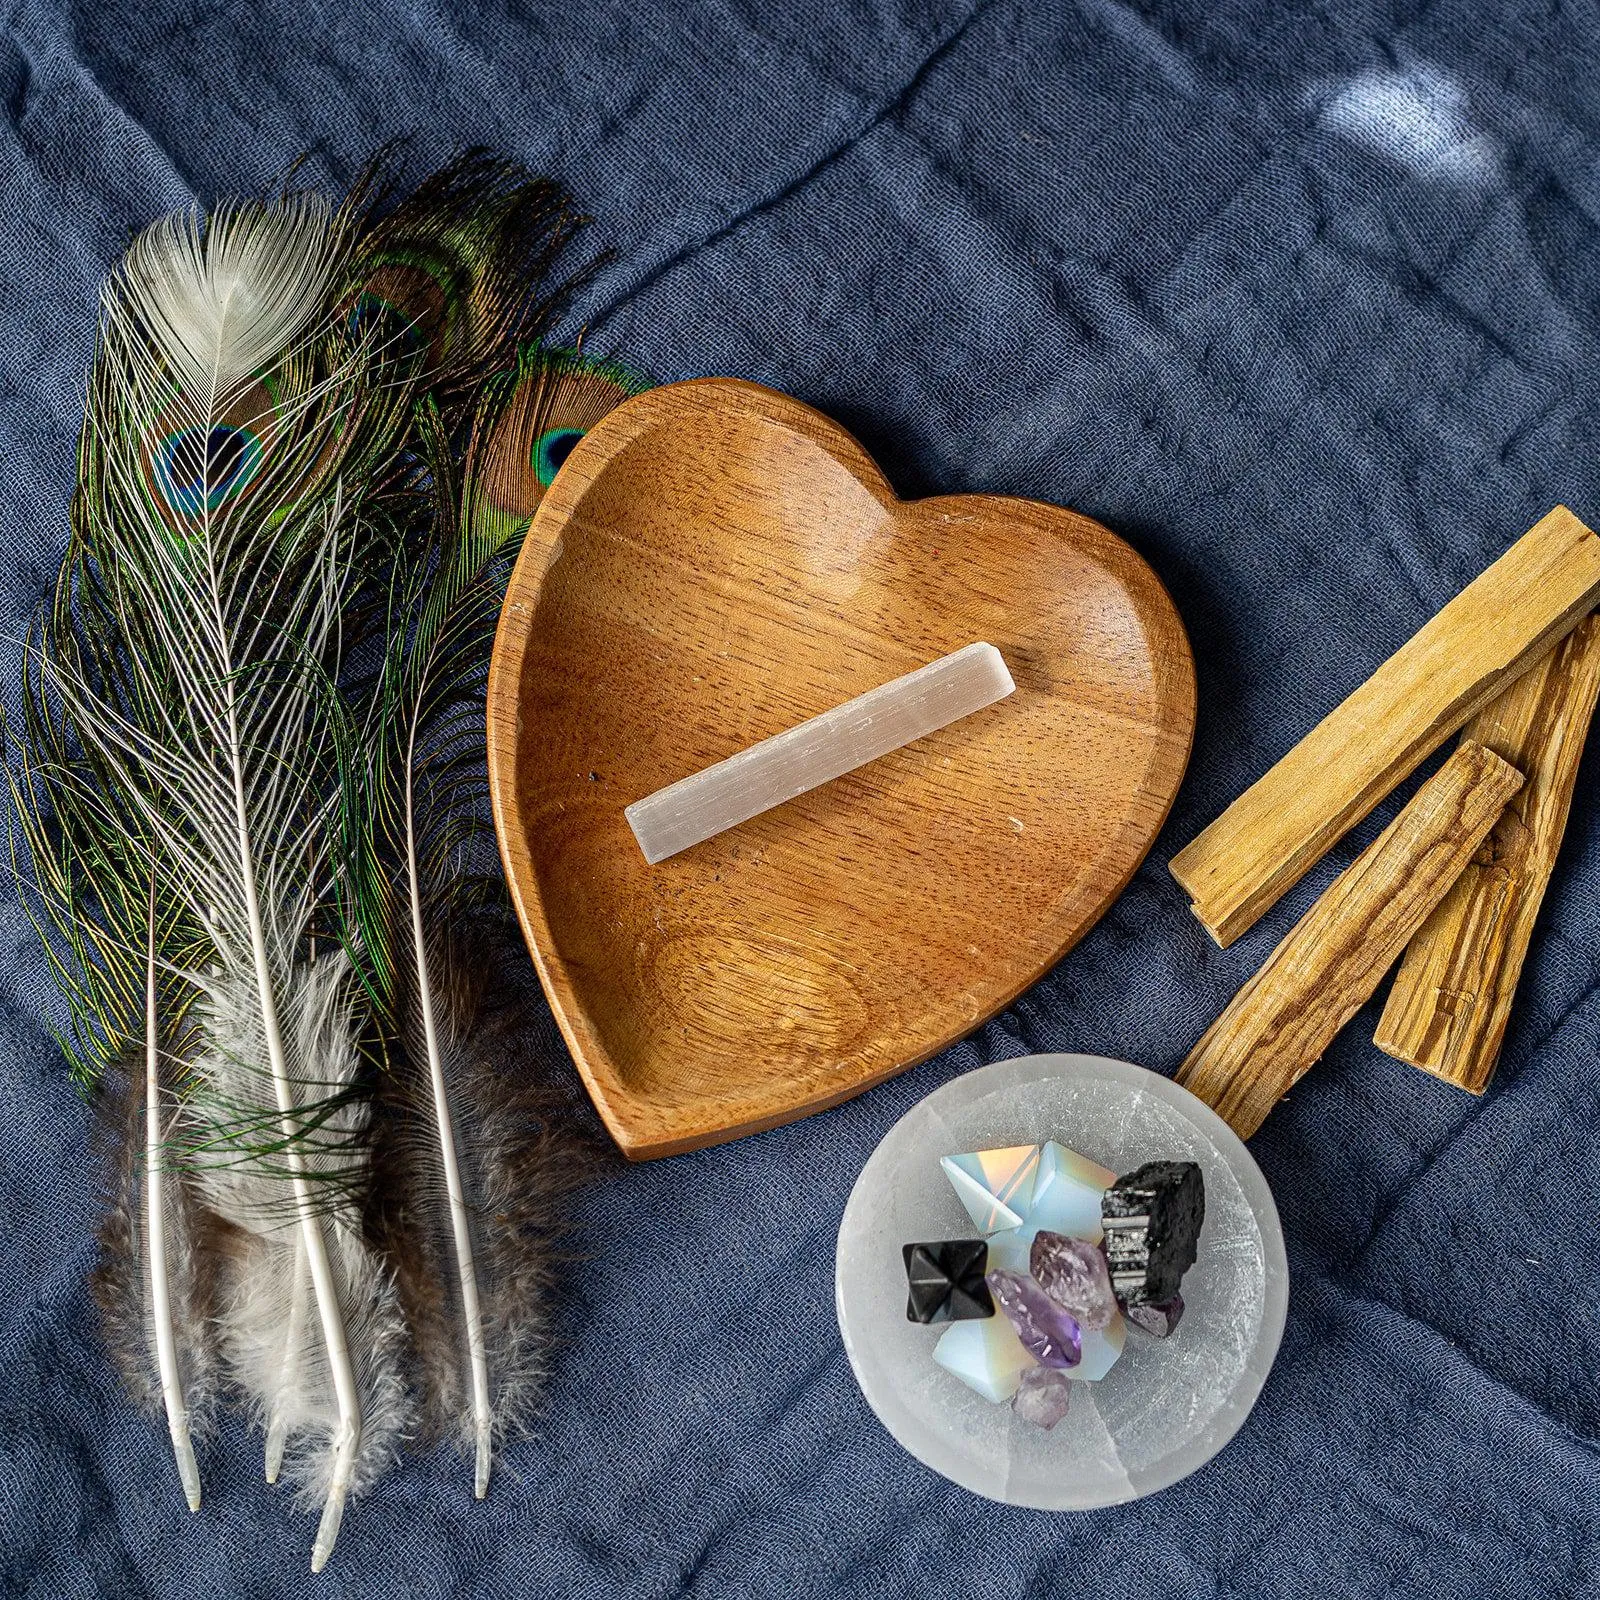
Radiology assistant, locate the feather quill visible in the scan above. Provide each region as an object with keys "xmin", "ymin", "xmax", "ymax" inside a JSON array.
[
  {"xmin": 88, "ymin": 956, "xmax": 217, "ymax": 1511},
  {"xmin": 136, "ymin": 878, "xmax": 206, "ymax": 1510},
  {"xmin": 91, "ymin": 1048, "xmax": 218, "ymax": 1510}
]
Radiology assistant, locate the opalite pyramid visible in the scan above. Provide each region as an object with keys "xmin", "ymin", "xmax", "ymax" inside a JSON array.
[
  {"xmin": 939, "ymin": 1144, "xmax": 1041, "ymax": 1234},
  {"xmin": 932, "ymin": 1311, "xmax": 1035, "ymax": 1403},
  {"xmin": 1029, "ymin": 1142, "xmax": 1116, "ymax": 1242},
  {"xmin": 975, "ymin": 1140, "xmax": 1117, "ymax": 1273}
]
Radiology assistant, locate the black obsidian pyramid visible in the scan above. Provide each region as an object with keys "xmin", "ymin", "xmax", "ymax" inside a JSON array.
[
  {"xmin": 1100, "ymin": 1161, "xmax": 1205, "ymax": 1306},
  {"xmin": 903, "ymin": 1240, "xmax": 994, "ymax": 1323}
]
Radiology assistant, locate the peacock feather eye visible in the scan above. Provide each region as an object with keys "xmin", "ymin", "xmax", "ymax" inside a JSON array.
[
  {"xmin": 346, "ymin": 290, "xmax": 424, "ymax": 360},
  {"xmin": 358, "ymin": 256, "xmax": 455, "ymax": 367},
  {"xmin": 471, "ymin": 352, "xmax": 648, "ymax": 533},
  {"xmin": 533, "ymin": 427, "xmax": 585, "ymax": 488},
  {"xmin": 153, "ymin": 424, "xmax": 264, "ymax": 516}
]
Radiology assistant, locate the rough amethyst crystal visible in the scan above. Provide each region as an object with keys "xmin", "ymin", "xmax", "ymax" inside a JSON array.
[
  {"xmin": 1012, "ymin": 1365, "xmax": 1073, "ymax": 1429},
  {"xmin": 1100, "ymin": 1161, "xmax": 1205, "ymax": 1306},
  {"xmin": 1029, "ymin": 1230, "xmax": 1118, "ymax": 1331},
  {"xmin": 1124, "ymin": 1294, "xmax": 1184, "ymax": 1338},
  {"xmin": 986, "ymin": 1268, "xmax": 1083, "ymax": 1368}
]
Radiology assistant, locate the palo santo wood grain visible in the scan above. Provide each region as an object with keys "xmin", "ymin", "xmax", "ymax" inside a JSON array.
[
  {"xmin": 1177, "ymin": 741, "xmax": 1524, "ymax": 1139},
  {"xmin": 1375, "ymin": 615, "xmax": 1600, "ymax": 1094},
  {"xmin": 1170, "ymin": 507, "xmax": 1600, "ymax": 946}
]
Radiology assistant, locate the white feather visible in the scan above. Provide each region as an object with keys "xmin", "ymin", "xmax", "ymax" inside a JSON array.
[
  {"xmin": 55, "ymin": 194, "xmax": 403, "ymax": 1569},
  {"xmin": 191, "ymin": 956, "xmax": 410, "ymax": 1503},
  {"xmin": 114, "ymin": 196, "xmax": 344, "ymax": 409}
]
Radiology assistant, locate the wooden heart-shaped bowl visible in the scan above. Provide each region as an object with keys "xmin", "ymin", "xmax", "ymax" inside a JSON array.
[{"xmin": 487, "ymin": 379, "xmax": 1195, "ymax": 1158}]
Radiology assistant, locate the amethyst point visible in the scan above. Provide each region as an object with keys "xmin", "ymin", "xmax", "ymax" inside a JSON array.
[
  {"xmin": 985, "ymin": 1268, "xmax": 1082, "ymax": 1369},
  {"xmin": 1030, "ymin": 1231, "xmax": 1118, "ymax": 1331},
  {"xmin": 1124, "ymin": 1294, "xmax": 1185, "ymax": 1338},
  {"xmin": 1012, "ymin": 1365, "xmax": 1073, "ymax": 1429}
]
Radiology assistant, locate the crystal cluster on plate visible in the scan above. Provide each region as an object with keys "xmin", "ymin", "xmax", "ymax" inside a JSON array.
[{"xmin": 903, "ymin": 1143, "xmax": 1205, "ymax": 1430}]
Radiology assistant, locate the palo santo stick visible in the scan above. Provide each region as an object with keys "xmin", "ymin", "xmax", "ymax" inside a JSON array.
[
  {"xmin": 1170, "ymin": 507, "xmax": 1600, "ymax": 946},
  {"xmin": 1375, "ymin": 615, "xmax": 1600, "ymax": 1093},
  {"xmin": 1177, "ymin": 741, "xmax": 1523, "ymax": 1139}
]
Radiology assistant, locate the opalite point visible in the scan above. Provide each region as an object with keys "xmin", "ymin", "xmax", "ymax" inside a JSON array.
[
  {"xmin": 939, "ymin": 1144, "xmax": 1041, "ymax": 1235},
  {"xmin": 1065, "ymin": 1310, "xmax": 1126, "ymax": 1382},
  {"xmin": 1028, "ymin": 1141, "xmax": 1116, "ymax": 1244},
  {"xmin": 625, "ymin": 641, "xmax": 1016, "ymax": 863},
  {"xmin": 964, "ymin": 1141, "xmax": 1114, "ymax": 1266},
  {"xmin": 932, "ymin": 1312, "xmax": 1036, "ymax": 1404}
]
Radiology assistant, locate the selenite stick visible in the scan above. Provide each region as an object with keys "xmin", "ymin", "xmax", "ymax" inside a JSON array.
[{"xmin": 624, "ymin": 642, "xmax": 1016, "ymax": 864}]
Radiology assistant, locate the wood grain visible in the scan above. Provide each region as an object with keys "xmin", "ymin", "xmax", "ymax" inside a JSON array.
[
  {"xmin": 487, "ymin": 379, "xmax": 1196, "ymax": 1158},
  {"xmin": 1375, "ymin": 615, "xmax": 1600, "ymax": 1093},
  {"xmin": 1176, "ymin": 741, "xmax": 1524, "ymax": 1139},
  {"xmin": 1170, "ymin": 507, "xmax": 1600, "ymax": 947}
]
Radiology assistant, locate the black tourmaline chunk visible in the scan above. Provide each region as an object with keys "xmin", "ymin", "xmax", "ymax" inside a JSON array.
[
  {"xmin": 1100, "ymin": 1161, "xmax": 1205, "ymax": 1306},
  {"xmin": 903, "ymin": 1240, "xmax": 994, "ymax": 1323}
]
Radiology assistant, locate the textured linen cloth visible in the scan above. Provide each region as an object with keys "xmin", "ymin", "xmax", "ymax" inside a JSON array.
[{"xmin": 1, "ymin": 2, "xmax": 1597, "ymax": 1595}]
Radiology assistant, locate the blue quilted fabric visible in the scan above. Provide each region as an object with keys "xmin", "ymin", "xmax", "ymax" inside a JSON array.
[{"xmin": 1, "ymin": 2, "xmax": 1597, "ymax": 1595}]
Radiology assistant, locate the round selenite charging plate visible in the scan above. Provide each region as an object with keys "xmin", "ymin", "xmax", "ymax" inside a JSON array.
[{"xmin": 835, "ymin": 1053, "xmax": 1288, "ymax": 1508}]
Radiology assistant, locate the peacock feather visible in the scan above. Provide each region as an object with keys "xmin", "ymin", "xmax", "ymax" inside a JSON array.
[{"xmin": 360, "ymin": 342, "xmax": 643, "ymax": 1496}]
